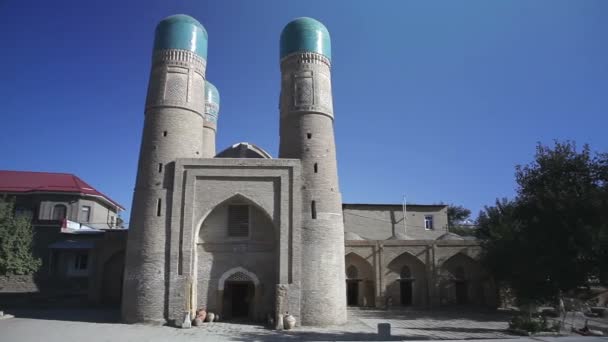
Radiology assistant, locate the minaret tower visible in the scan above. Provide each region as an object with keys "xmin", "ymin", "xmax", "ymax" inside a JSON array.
[
  {"xmin": 278, "ymin": 18, "xmax": 347, "ymax": 325},
  {"xmin": 123, "ymin": 14, "xmax": 207, "ymax": 324},
  {"xmin": 202, "ymin": 81, "xmax": 220, "ymax": 157}
]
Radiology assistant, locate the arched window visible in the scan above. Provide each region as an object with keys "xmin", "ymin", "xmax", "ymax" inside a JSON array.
[
  {"xmin": 400, "ymin": 265, "xmax": 412, "ymax": 279},
  {"xmin": 227, "ymin": 205, "xmax": 249, "ymax": 237},
  {"xmin": 346, "ymin": 265, "xmax": 358, "ymax": 279},
  {"xmin": 52, "ymin": 204, "xmax": 67, "ymax": 220},
  {"xmin": 454, "ymin": 266, "xmax": 465, "ymax": 280}
]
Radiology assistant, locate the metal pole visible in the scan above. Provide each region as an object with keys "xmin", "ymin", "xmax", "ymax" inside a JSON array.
[{"xmin": 402, "ymin": 195, "xmax": 407, "ymax": 235}]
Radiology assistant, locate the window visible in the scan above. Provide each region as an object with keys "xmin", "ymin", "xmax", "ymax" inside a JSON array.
[
  {"xmin": 15, "ymin": 207, "xmax": 32, "ymax": 218},
  {"xmin": 311, "ymin": 201, "xmax": 317, "ymax": 219},
  {"xmin": 314, "ymin": 163, "xmax": 318, "ymax": 173},
  {"xmin": 424, "ymin": 215, "xmax": 434, "ymax": 230},
  {"xmin": 80, "ymin": 206, "xmax": 91, "ymax": 222},
  {"xmin": 52, "ymin": 204, "xmax": 67, "ymax": 220},
  {"xmin": 156, "ymin": 198, "xmax": 162, "ymax": 217},
  {"xmin": 163, "ymin": 131, "xmax": 167, "ymax": 137},
  {"xmin": 74, "ymin": 253, "xmax": 88, "ymax": 270},
  {"xmin": 307, "ymin": 133, "xmax": 312, "ymax": 139},
  {"xmin": 158, "ymin": 163, "xmax": 163, "ymax": 173},
  {"xmin": 228, "ymin": 205, "xmax": 249, "ymax": 237}
]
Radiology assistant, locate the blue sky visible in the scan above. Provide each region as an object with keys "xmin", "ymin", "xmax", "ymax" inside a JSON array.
[{"xmin": 1, "ymin": 0, "xmax": 606, "ymax": 222}]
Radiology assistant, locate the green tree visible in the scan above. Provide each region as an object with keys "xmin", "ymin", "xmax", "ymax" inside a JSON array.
[
  {"xmin": 447, "ymin": 204, "xmax": 476, "ymax": 236},
  {"xmin": 447, "ymin": 204, "xmax": 472, "ymax": 227},
  {"xmin": 0, "ymin": 198, "xmax": 41, "ymax": 275},
  {"xmin": 477, "ymin": 141, "xmax": 608, "ymax": 306}
]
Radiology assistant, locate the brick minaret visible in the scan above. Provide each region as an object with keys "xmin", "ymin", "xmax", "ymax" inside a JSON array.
[
  {"xmin": 122, "ymin": 14, "xmax": 207, "ymax": 324},
  {"xmin": 278, "ymin": 17, "xmax": 347, "ymax": 326}
]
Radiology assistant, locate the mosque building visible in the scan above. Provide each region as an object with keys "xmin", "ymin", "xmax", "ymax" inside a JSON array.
[{"xmin": 122, "ymin": 14, "xmax": 497, "ymax": 327}]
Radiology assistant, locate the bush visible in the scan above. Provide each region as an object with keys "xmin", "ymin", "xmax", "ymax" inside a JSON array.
[{"xmin": 509, "ymin": 314, "xmax": 554, "ymax": 333}]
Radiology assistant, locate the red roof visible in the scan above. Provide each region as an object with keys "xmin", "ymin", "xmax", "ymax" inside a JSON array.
[{"xmin": 0, "ymin": 170, "xmax": 124, "ymax": 210}]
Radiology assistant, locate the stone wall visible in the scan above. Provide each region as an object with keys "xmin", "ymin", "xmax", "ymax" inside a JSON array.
[
  {"xmin": 343, "ymin": 204, "xmax": 449, "ymax": 240},
  {"xmin": 345, "ymin": 240, "xmax": 498, "ymax": 309},
  {"xmin": 166, "ymin": 158, "xmax": 302, "ymax": 325},
  {"xmin": 0, "ymin": 275, "xmax": 39, "ymax": 293}
]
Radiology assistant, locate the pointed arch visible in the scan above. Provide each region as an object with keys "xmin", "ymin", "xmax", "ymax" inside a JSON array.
[
  {"xmin": 194, "ymin": 193, "xmax": 275, "ymax": 242},
  {"xmin": 439, "ymin": 252, "xmax": 481, "ymax": 280},
  {"xmin": 345, "ymin": 252, "xmax": 375, "ymax": 307},
  {"xmin": 385, "ymin": 251, "xmax": 428, "ymax": 307},
  {"xmin": 438, "ymin": 252, "xmax": 489, "ymax": 306},
  {"xmin": 218, "ymin": 266, "xmax": 260, "ymax": 291}
]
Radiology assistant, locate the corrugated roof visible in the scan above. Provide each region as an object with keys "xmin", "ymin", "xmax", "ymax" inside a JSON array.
[{"xmin": 0, "ymin": 170, "xmax": 124, "ymax": 210}]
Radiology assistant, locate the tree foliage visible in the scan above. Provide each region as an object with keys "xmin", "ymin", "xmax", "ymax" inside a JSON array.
[
  {"xmin": 477, "ymin": 141, "xmax": 608, "ymax": 305},
  {"xmin": 447, "ymin": 204, "xmax": 472, "ymax": 227},
  {"xmin": 447, "ymin": 204, "xmax": 476, "ymax": 236},
  {"xmin": 0, "ymin": 198, "xmax": 41, "ymax": 275}
]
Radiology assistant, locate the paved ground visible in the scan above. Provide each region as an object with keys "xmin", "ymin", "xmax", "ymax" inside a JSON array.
[{"xmin": 0, "ymin": 307, "xmax": 606, "ymax": 341}]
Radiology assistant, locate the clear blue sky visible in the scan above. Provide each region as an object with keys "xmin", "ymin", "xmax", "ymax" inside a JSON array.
[{"xmin": 1, "ymin": 0, "xmax": 606, "ymax": 222}]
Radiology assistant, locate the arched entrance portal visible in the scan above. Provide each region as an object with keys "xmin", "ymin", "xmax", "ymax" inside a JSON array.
[
  {"xmin": 195, "ymin": 194, "xmax": 277, "ymax": 322},
  {"xmin": 439, "ymin": 253, "xmax": 488, "ymax": 306},
  {"xmin": 386, "ymin": 251, "xmax": 427, "ymax": 307},
  {"xmin": 222, "ymin": 270, "xmax": 257, "ymax": 320},
  {"xmin": 344, "ymin": 253, "xmax": 375, "ymax": 307}
]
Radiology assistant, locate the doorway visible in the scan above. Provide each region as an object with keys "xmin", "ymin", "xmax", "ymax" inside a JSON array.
[
  {"xmin": 455, "ymin": 281, "xmax": 468, "ymax": 304},
  {"xmin": 223, "ymin": 281, "xmax": 254, "ymax": 320},
  {"xmin": 400, "ymin": 280, "xmax": 413, "ymax": 306},
  {"xmin": 347, "ymin": 281, "xmax": 359, "ymax": 306}
]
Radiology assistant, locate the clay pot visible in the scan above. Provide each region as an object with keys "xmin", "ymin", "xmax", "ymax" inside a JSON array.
[
  {"xmin": 196, "ymin": 309, "xmax": 207, "ymax": 322},
  {"xmin": 214, "ymin": 314, "xmax": 220, "ymax": 322},
  {"xmin": 283, "ymin": 313, "xmax": 296, "ymax": 330},
  {"xmin": 206, "ymin": 312, "xmax": 215, "ymax": 322},
  {"xmin": 192, "ymin": 318, "xmax": 203, "ymax": 326}
]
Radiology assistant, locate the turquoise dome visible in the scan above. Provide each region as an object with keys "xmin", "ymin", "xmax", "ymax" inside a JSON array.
[
  {"xmin": 153, "ymin": 14, "xmax": 208, "ymax": 59},
  {"xmin": 280, "ymin": 17, "xmax": 331, "ymax": 60},
  {"xmin": 204, "ymin": 81, "xmax": 220, "ymax": 122},
  {"xmin": 205, "ymin": 81, "xmax": 220, "ymax": 108}
]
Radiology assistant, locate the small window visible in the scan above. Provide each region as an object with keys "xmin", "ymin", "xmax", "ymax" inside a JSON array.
[
  {"xmin": 80, "ymin": 206, "xmax": 91, "ymax": 222},
  {"xmin": 307, "ymin": 133, "xmax": 312, "ymax": 139},
  {"xmin": 314, "ymin": 163, "xmax": 318, "ymax": 173},
  {"xmin": 158, "ymin": 163, "xmax": 163, "ymax": 173},
  {"xmin": 156, "ymin": 198, "xmax": 162, "ymax": 217},
  {"xmin": 311, "ymin": 201, "xmax": 317, "ymax": 219},
  {"xmin": 163, "ymin": 131, "xmax": 167, "ymax": 137},
  {"xmin": 228, "ymin": 205, "xmax": 249, "ymax": 237},
  {"xmin": 15, "ymin": 207, "xmax": 32, "ymax": 218},
  {"xmin": 52, "ymin": 204, "xmax": 67, "ymax": 220},
  {"xmin": 74, "ymin": 253, "xmax": 88, "ymax": 270},
  {"xmin": 424, "ymin": 215, "xmax": 434, "ymax": 230}
]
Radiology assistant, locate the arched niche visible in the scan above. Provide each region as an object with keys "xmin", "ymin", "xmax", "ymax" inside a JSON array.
[
  {"xmin": 345, "ymin": 253, "xmax": 375, "ymax": 307},
  {"xmin": 438, "ymin": 253, "xmax": 491, "ymax": 306},
  {"xmin": 193, "ymin": 193, "xmax": 277, "ymax": 322},
  {"xmin": 197, "ymin": 194, "xmax": 276, "ymax": 244},
  {"xmin": 386, "ymin": 251, "xmax": 427, "ymax": 307}
]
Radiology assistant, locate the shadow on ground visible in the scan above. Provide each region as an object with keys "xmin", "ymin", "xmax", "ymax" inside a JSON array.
[
  {"xmin": 210, "ymin": 329, "xmax": 431, "ymax": 341},
  {"xmin": 350, "ymin": 306, "xmax": 513, "ymax": 322},
  {"xmin": 5, "ymin": 308, "xmax": 120, "ymax": 323}
]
